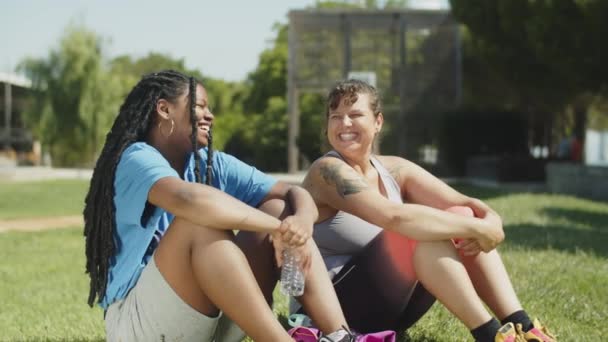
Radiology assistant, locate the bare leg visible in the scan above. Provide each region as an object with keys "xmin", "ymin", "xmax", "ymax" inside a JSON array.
[
  {"xmin": 298, "ymin": 239, "xmax": 349, "ymax": 334},
  {"xmin": 154, "ymin": 217, "xmax": 292, "ymax": 342},
  {"xmin": 234, "ymin": 230, "xmax": 278, "ymax": 306},
  {"xmin": 461, "ymin": 250, "xmax": 523, "ymax": 319},
  {"xmin": 413, "ymin": 240, "xmax": 493, "ymax": 329},
  {"xmin": 447, "ymin": 207, "xmax": 523, "ymax": 320},
  {"xmin": 250, "ymin": 198, "xmax": 349, "ymax": 335}
]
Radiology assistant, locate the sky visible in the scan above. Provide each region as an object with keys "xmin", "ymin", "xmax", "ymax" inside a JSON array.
[{"xmin": 1, "ymin": 0, "xmax": 449, "ymax": 82}]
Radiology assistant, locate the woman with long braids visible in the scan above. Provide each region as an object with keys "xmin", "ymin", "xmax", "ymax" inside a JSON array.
[{"xmin": 83, "ymin": 70, "xmax": 357, "ymax": 342}]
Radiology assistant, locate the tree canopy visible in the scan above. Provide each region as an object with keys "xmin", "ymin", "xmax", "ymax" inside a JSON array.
[
  {"xmin": 19, "ymin": 0, "xmax": 607, "ymax": 169},
  {"xmin": 19, "ymin": 25, "xmax": 111, "ymax": 166},
  {"xmin": 450, "ymin": 0, "xmax": 608, "ymax": 139}
]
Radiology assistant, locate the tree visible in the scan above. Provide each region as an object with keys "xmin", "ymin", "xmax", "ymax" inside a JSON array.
[
  {"xmin": 450, "ymin": 0, "xmax": 608, "ymax": 145},
  {"xmin": 243, "ymin": 24, "xmax": 288, "ymax": 114},
  {"xmin": 108, "ymin": 52, "xmax": 249, "ymax": 152},
  {"xmin": 220, "ymin": 23, "xmax": 291, "ymax": 171},
  {"xmin": 231, "ymin": 0, "xmax": 416, "ymax": 170},
  {"xmin": 19, "ymin": 24, "xmax": 252, "ymax": 167},
  {"xmin": 238, "ymin": 15, "xmax": 336, "ymax": 169},
  {"xmin": 108, "ymin": 52, "xmax": 205, "ymax": 100},
  {"xmin": 19, "ymin": 25, "xmax": 116, "ymax": 167}
]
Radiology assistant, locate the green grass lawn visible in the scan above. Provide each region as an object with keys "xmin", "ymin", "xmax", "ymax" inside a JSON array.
[
  {"xmin": 0, "ymin": 180, "xmax": 607, "ymax": 341},
  {"xmin": 0, "ymin": 179, "xmax": 90, "ymax": 220}
]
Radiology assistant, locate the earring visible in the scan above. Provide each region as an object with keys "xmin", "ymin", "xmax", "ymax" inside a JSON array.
[{"xmin": 158, "ymin": 119, "xmax": 175, "ymax": 137}]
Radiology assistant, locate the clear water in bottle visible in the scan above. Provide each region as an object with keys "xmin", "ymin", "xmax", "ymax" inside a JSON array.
[{"xmin": 280, "ymin": 248, "xmax": 305, "ymax": 297}]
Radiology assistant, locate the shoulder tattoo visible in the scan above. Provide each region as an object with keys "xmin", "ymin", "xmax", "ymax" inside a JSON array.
[
  {"xmin": 319, "ymin": 163, "xmax": 368, "ymax": 198},
  {"xmin": 386, "ymin": 163, "xmax": 404, "ymax": 184}
]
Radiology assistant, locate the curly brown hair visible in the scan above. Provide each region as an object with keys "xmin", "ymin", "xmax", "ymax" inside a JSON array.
[{"xmin": 326, "ymin": 79, "xmax": 382, "ymax": 118}]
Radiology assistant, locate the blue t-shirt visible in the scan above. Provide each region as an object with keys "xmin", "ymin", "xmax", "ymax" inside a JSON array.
[{"xmin": 101, "ymin": 142, "xmax": 277, "ymax": 309}]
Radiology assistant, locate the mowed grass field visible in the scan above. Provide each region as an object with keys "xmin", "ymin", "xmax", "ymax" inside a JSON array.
[{"xmin": 0, "ymin": 179, "xmax": 607, "ymax": 341}]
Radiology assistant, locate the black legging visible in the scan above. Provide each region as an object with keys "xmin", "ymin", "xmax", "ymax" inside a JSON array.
[{"xmin": 304, "ymin": 231, "xmax": 436, "ymax": 333}]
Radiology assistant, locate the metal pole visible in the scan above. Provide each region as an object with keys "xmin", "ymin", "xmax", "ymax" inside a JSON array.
[
  {"xmin": 287, "ymin": 16, "xmax": 300, "ymax": 173},
  {"xmin": 398, "ymin": 15, "xmax": 408, "ymax": 156},
  {"xmin": 342, "ymin": 14, "xmax": 351, "ymax": 79},
  {"xmin": 4, "ymin": 82, "xmax": 11, "ymax": 149},
  {"xmin": 454, "ymin": 24, "xmax": 462, "ymax": 105}
]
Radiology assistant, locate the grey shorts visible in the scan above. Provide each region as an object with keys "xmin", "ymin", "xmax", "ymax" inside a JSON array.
[{"xmin": 105, "ymin": 257, "xmax": 245, "ymax": 342}]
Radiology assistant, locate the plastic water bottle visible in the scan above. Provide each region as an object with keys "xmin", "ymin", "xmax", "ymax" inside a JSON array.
[{"xmin": 280, "ymin": 248, "xmax": 305, "ymax": 297}]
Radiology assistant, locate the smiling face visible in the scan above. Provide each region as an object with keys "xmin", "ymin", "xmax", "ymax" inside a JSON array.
[
  {"xmin": 326, "ymin": 92, "xmax": 383, "ymax": 157},
  {"xmin": 189, "ymin": 84, "xmax": 213, "ymax": 147},
  {"xmin": 158, "ymin": 83, "xmax": 214, "ymax": 153}
]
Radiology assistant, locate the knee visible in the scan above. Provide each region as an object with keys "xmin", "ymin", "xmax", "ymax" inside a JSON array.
[
  {"xmin": 416, "ymin": 239, "xmax": 455, "ymax": 250},
  {"xmin": 445, "ymin": 205, "xmax": 474, "ymax": 217},
  {"xmin": 257, "ymin": 198, "xmax": 293, "ymax": 219},
  {"xmin": 234, "ymin": 230, "xmax": 273, "ymax": 251},
  {"xmin": 414, "ymin": 240, "xmax": 459, "ymax": 261},
  {"xmin": 169, "ymin": 217, "xmax": 235, "ymax": 250}
]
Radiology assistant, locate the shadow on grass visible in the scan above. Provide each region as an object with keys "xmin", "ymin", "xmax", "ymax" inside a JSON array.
[
  {"xmin": 278, "ymin": 312, "xmax": 290, "ymax": 330},
  {"xmin": 399, "ymin": 331, "xmax": 441, "ymax": 342},
  {"xmin": 450, "ymin": 183, "xmax": 513, "ymax": 200},
  {"xmin": 505, "ymin": 222, "xmax": 608, "ymax": 257},
  {"xmin": 542, "ymin": 207, "xmax": 608, "ymax": 231}
]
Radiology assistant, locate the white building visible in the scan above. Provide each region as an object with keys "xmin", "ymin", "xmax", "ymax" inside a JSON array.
[{"xmin": 586, "ymin": 129, "xmax": 608, "ymax": 166}]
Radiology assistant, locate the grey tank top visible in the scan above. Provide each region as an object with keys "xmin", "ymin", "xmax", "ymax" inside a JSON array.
[{"xmin": 313, "ymin": 151, "xmax": 404, "ymax": 278}]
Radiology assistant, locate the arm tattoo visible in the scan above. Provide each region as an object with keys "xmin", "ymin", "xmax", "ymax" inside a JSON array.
[{"xmin": 319, "ymin": 163, "xmax": 368, "ymax": 198}]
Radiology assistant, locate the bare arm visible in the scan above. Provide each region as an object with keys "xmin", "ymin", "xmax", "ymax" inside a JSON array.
[
  {"xmin": 261, "ymin": 181, "xmax": 319, "ymax": 227},
  {"xmin": 148, "ymin": 177, "xmax": 281, "ymax": 233},
  {"xmin": 259, "ymin": 181, "xmax": 319, "ymax": 270},
  {"xmin": 383, "ymin": 155, "xmax": 502, "ymax": 230},
  {"xmin": 382, "ymin": 155, "xmax": 504, "ymax": 251},
  {"xmin": 258, "ymin": 182, "xmax": 318, "ymax": 246},
  {"xmin": 304, "ymin": 157, "xmax": 503, "ymax": 250}
]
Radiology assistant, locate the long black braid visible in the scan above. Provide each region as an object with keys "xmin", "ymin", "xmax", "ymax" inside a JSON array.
[
  {"xmin": 187, "ymin": 76, "xmax": 214, "ymax": 185},
  {"xmin": 189, "ymin": 78, "xmax": 202, "ymax": 183},
  {"xmin": 206, "ymin": 128, "xmax": 214, "ymax": 185},
  {"xmin": 83, "ymin": 70, "xmax": 209, "ymax": 307}
]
